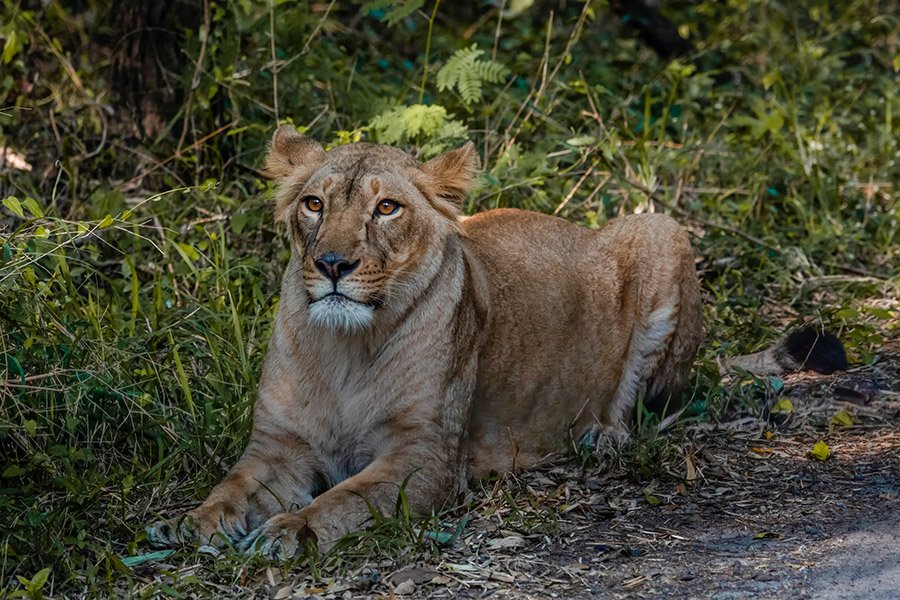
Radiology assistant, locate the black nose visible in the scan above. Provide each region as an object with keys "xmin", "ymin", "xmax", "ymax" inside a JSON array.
[{"xmin": 314, "ymin": 253, "xmax": 360, "ymax": 282}]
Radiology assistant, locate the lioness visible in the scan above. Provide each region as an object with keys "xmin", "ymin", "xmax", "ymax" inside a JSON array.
[{"xmin": 149, "ymin": 126, "xmax": 828, "ymax": 558}]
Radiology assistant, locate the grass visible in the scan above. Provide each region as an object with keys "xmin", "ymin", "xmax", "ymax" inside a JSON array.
[{"xmin": 1, "ymin": 0, "xmax": 898, "ymax": 596}]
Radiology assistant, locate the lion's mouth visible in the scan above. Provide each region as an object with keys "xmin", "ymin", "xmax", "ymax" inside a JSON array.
[{"xmin": 310, "ymin": 292, "xmax": 380, "ymax": 309}]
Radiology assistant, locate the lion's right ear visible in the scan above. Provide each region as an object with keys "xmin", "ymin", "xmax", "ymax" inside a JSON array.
[
  {"xmin": 265, "ymin": 125, "xmax": 325, "ymax": 180},
  {"xmin": 265, "ymin": 125, "xmax": 325, "ymax": 222}
]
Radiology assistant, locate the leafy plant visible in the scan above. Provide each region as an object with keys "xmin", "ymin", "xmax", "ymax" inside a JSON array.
[{"xmin": 368, "ymin": 104, "xmax": 468, "ymax": 157}]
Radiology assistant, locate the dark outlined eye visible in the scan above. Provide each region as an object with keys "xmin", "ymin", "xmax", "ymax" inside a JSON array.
[
  {"xmin": 303, "ymin": 196, "xmax": 323, "ymax": 213},
  {"xmin": 375, "ymin": 199, "xmax": 401, "ymax": 217}
]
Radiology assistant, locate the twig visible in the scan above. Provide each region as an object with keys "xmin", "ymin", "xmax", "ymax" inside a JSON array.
[
  {"xmin": 124, "ymin": 121, "xmax": 236, "ymax": 188},
  {"xmin": 177, "ymin": 0, "xmax": 211, "ymax": 153},
  {"xmin": 419, "ymin": 0, "xmax": 442, "ymax": 104},
  {"xmin": 491, "ymin": 0, "xmax": 506, "ymax": 61},
  {"xmin": 504, "ymin": 1, "xmax": 591, "ymax": 150},
  {"xmin": 554, "ymin": 164, "xmax": 595, "ymax": 215},
  {"xmin": 269, "ymin": 0, "xmax": 279, "ymax": 122}
]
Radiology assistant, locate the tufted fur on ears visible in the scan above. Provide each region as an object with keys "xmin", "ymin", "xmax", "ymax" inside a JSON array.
[
  {"xmin": 418, "ymin": 142, "xmax": 478, "ymax": 219},
  {"xmin": 265, "ymin": 125, "xmax": 325, "ymax": 222}
]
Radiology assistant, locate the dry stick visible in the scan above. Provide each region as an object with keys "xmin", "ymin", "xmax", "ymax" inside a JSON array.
[
  {"xmin": 504, "ymin": 1, "xmax": 591, "ymax": 151},
  {"xmin": 554, "ymin": 164, "xmax": 595, "ymax": 215},
  {"xmin": 269, "ymin": 1, "xmax": 279, "ymax": 122},
  {"xmin": 177, "ymin": 0, "xmax": 211, "ymax": 154},
  {"xmin": 491, "ymin": 0, "xmax": 506, "ymax": 61},
  {"xmin": 500, "ymin": 12, "xmax": 553, "ymax": 154},
  {"xmin": 125, "ymin": 121, "xmax": 236, "ymax": 189}
]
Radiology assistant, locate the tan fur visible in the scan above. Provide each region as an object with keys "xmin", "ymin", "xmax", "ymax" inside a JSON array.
[{"xmin": 149, "ymin": 127, "xmax": 703, "ymax": 557}]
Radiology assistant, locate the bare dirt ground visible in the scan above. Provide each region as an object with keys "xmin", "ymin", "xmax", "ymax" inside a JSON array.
[{"xmin": 265, "ymin": 346, "xmax": 900, "ymax": 600}]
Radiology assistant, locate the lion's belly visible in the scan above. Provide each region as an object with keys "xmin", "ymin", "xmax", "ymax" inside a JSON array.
[{"xmin": 466, "ymin": 311, "xmax": 628, "ymax": 476}]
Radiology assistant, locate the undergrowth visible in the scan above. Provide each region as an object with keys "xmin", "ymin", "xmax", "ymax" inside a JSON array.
[{"xmin": 1, "ymin": 0, "xmax": 898, "ymax": 596}]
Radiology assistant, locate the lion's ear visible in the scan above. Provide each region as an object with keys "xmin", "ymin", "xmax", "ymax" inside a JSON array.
[
  {"xmin": 266, "ymin": 125, "xmax": 325, "ymax": 222},
  {"xmin": 266, "ymin": 125, "xmax": 325, "ymax": 181},
  {"xmin": 420, "ymin": 142, "xmax": 478, "ymax": 207}
]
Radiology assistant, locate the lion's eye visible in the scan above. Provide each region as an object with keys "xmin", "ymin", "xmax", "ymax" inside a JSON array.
[
  {"xmin": 375, "ymin": 199, "xmax": 401, "ymax": 217},
  {"xmin": 303, "ymin": 196, "xmax": 323, "ymax": 214}
]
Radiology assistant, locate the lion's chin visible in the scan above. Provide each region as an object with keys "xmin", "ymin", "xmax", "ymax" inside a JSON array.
[{"xmin": 307, "ymin": 294, "xmax": 375, "ymax": 332}]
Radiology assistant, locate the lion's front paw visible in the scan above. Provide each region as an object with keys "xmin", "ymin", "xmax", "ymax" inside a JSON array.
[
  {"xmin": 238, "ymin": 512, "xmax": 317, "ymax": 560},
  {"xmin": 147, "ymin": 503, "xmax": 249, "ymax": 549}
]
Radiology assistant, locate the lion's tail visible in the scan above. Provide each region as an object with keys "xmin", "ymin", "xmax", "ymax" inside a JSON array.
[{"xmin": 719, "ymin": 326, "xmax": 849, "ymax": 377}]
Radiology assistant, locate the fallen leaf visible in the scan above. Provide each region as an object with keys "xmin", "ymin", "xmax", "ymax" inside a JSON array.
[
  {"xmin": 389, "ymin": 566, "xmax": 439, "ymax": 586},
  {"xmin": 750, "ymin": 447, "xmax": 773, "ymax": 455},
  {"xmin": 753, "ymin": 531, "xmax": 784, "ymax": 540},
  {"xmin": 393, "ymin": 579, "xmax": 415, "ymax": 595},
  {"xmin": 808, "ymin": 440, "xmax": 831, "ymax": 461},
  {"xmin": 684, "ymin": 452, "xmax": 697, "ymax": 482},
  {"xmin": 829, "ymin": 410, "xmax": 854, "ymax": 432},
  {"xmin": 274, "ymin": 586, "xmax": 292, "ymax": 600},
  {"xmin": 487, "ymin": 535, "xmax": 525, "ymax": 550},
  {"xmin": 643, "ymin": 490, "xmax": 662, "ymax": 506},
  {"xmin": 772, "ymin": 398, "xmax": 794, "ymax": 413}
]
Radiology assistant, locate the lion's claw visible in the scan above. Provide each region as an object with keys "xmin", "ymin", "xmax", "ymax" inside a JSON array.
[{"xmin": 238, "ymin": 513, "xmax": 315, "ymax": 560}]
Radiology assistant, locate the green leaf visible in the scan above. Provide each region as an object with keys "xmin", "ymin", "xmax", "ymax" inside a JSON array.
[
  {"xmin": 231, "ymin": 211, "xmax": 248, "ymax": 235},
  {"xmin": 176, "ymin": 242, "xmax": 201, "ymax": 263},
  {"xmin": 566, "ymin": 135, "xmax": 597, "ymax": 147},
  {"xmin": 98, "ymin": 214, "xmax": 115, "ymax": 229},
  {"xmin": 30, "ymin": 566, "xmax": 51, "ymax": 590},
  {"xmin": 24, "ymin": 419, "xmax": 37, "ymax": 436},
  {"xmin": 119, "ymin": 550, "xmax": 175, "ymax": 568},
  {"xmin": 22, "ymin": 197, "xmax": 44, "ymax": 218},
  {"xmin": 808, "ymin": 440, "xmax": 831, "ymax": 461},
  {"xmin": 2, "ymin": 465, "xmax": 25, "ymax": 477},
  {"xmin": 763, "ymin": 111, "xmax": 784, "ymax": 134},
  {"xmin": 3, "ymin": 196, "xmax": 24, "ymax": 218},
  {"xmin": 2, "ymin": 29, "xmax": 21, "ymax": 64}
]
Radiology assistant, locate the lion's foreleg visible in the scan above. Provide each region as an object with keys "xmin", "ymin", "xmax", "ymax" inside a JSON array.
[
  {"xmin": 148, "ymin": 430, "xmax": 318, "ymax": 548},
  {"xmin": 240, "ymin": 442, "xmax": 461, "ymax": 557}
]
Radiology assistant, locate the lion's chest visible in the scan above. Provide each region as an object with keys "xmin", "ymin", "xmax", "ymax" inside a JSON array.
[{"xmin": 304, "ymin": 383, "xmax": 389, "ymax": 487}]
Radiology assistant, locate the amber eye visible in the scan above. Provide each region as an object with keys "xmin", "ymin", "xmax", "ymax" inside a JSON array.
[
  {"xmin": 303, "ymin": 196, "xmax": 323, "ymax": 213},
  {"xmin": 375, "ymin": 199, "xmax": 400, "ymax": 217}
]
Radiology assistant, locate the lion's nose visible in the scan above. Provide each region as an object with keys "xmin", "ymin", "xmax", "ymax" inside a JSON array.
[{"xmin": 314, "ymin": 253, "xmax": 360, "ymax": 282}]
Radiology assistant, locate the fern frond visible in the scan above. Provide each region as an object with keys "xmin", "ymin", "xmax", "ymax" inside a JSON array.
[{"xmin": 436, "ymin": 44, "xmax": 510, "ymax": 106}]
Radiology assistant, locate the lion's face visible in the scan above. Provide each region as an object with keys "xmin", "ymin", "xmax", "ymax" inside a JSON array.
[{"xmin": 265, "ymin": 126, "xmax": 476, "ymax": 332}]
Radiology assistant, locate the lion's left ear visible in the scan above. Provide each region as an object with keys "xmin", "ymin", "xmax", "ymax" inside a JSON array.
[{"xmin": 420, "ymin": 142, "xmax": 478, "ymax": 207}]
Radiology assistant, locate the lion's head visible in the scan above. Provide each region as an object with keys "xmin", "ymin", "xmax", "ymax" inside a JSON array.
[{"xmin": 265, "ymin": 125, "xmax": 477, "ymax": 332}]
